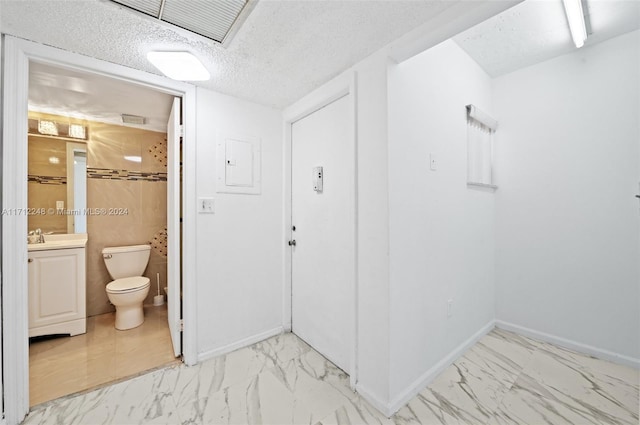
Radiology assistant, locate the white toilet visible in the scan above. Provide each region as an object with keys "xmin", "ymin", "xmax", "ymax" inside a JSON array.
[{"xmin": 102, "ymin": 244, "xmax": 151, "ymax": 330}]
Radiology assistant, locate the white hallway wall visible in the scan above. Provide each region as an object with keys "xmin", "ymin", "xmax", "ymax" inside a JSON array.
[
  {"xmin": 195, "ymin": 88, "xmax": 284, "ymax": 358},
  {"xmin": 493, "ymin": 30, "xmax": 640, "ymax": 363},
  {"xmin": 288, "ymin": 26, "xmax": 640, "ymax": 415},
  {"xmin": 387, "ymin": 39, "xmax": 495, "ymax": 402}
]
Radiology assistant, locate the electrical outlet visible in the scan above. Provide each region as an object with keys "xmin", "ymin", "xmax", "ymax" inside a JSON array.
[{"xmin": 447, "ymin": 299, "xmax": 453, "ymax": 317}]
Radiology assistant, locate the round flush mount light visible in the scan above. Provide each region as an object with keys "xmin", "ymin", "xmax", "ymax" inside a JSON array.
[{"xmin": 146, "ymin": 51, "xmax": 210, "ymax": 81}]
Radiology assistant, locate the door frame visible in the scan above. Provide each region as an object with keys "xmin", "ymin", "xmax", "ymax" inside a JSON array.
[
  {"xmin": 1, "ymin": 35, "xmax": 198, "ymax": 424},
  {"xmin": 282, "ymin": 72, "xmax": 358, "ymax": 388}
]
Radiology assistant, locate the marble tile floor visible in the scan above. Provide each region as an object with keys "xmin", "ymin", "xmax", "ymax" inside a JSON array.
[
  {"xmin": 29, "ymin": 305, "xmax": 180, "ymax": 406},
  {"xmin": 23, "ymin": 328, "xmax": 638, "ymax": 425}
]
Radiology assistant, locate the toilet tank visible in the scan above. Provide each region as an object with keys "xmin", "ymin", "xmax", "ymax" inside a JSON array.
[{"xmin": 102, "ymin": 244, "xmax": 151, "ymax": 279}]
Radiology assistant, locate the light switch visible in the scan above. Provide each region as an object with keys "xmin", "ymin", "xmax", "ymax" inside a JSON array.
[
  {"xmin": 429, "ymin": 153, "xmax": 438, "ymax": 171},
  {"xmin": 198, "ymin": 197, "xmax": 214, "ymax": 214},
  {"xmin": 56, "ymin": 200, "xmax": 64, "ymax": 209}
]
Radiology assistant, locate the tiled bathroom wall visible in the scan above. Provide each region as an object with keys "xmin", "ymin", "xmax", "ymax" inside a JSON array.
[
  {"xmin": 28, "ymin": 112, "xmax": 169, "ymax": 317},
  {"xmin": 86, "ymin": 122, "xmax": 168, "ymax": 316}
]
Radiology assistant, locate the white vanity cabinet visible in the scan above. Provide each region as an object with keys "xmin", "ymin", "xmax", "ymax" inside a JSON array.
[{"xmin": 28, "ymin": 235, "xmax": 87, "ymax": 337}]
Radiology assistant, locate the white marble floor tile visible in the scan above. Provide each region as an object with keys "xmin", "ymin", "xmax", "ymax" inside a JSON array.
[
  {"xmin": 253, "ymin": 332, "xmax": 313, "ymax": 366},
  {"xmin": 265, "ymin": 350, "xmax": 356, "ymax": 424},
  {"xmin": 271, "ymin": 349, "xmax": 357, "ymax": 402},
  {"xmin": 487, "ymin": 379, "xmax": 627, "ymax": 425},
  {"xmin": 24, "ymin": 367, "xmax": 179, "ymax": 425},
  {"xmin": 317, "ymin": 396, "xmax": 394, "ymax": 425},
  {"xmin": 414, "ymin": 367, "xmax": 500, "ymax": 423},
  {"xmin": 474, "ymin": 329, "xmax": 538, "ymax": 375},
  {"xmin": 175, "ymin": 366, "xmax": 346, "ymax": 425},
  {"xmin": 512, "ymin": 349, "xmax": 639, "ymax": 425},
  {"xmin": 174, "ymin": 338, "xmax": 352, "ymax": 425},
  {"xmin": 23, "ymin": 329, "xmax": 639, "ymax": 425},
  {"xmin": 488, "ymin": 329, "xmax": 544, "ymax": 353},
  {"xmin": 393, "ymin": 390, "xmax": 463, "ymax": 425},
  {"xmin": 398, "ymin": 331, "xmax": 537, "ymax": 425},
  {"xmin": 175, "ymin": 372, "xmax": 289, "ymax": 424},
  {"xmin": 164, "ymin": 343, "xmax": 277, "ymax": 407}
]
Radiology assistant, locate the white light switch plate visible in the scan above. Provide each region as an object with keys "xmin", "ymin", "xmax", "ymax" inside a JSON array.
[
  {"xmin": 198, "ymin": 197, "xmax": 214, "ymax": 214},
  {"xmin": 430, "ymin": 153, "xmax": 438, "ymax": 171}
]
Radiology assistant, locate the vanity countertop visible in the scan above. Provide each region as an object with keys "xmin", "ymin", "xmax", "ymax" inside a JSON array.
[{"xmin": 28, "ymin": 233, "xmax": 88, "ymax": 251}]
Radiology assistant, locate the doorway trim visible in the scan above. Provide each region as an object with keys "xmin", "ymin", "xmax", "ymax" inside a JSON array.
[
  {"xmin": 1, "ymin": 35, "xmax": 198, "ymax": 424},
  {"xmin": 282, "ymin": 72, "xmax": 358, "ymax": 388}
]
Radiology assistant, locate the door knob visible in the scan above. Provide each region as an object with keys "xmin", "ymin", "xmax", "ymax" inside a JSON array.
[{"xmin": 288, "ymin": 240, "xmax": 296, "ymax": 246}]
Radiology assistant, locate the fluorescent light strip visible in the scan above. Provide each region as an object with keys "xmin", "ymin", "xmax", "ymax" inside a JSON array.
[{"xmin": 562, "ymin": 0, "xmax": 587, "ymax": 48}]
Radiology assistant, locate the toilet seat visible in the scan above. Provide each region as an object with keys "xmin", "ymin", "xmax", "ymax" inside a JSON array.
[{"xmin": 106, "ymin": 276, "xmax": 150, "ymax": 294}]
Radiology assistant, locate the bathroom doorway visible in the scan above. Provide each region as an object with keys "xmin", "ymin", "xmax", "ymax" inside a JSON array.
[
  {"xmin": 2, "ymin": 37, "xmax": 198, "ymax": 423},
  {"xmin": 24, "ymin": 59, "xmax": 182, "ymax": 405}
]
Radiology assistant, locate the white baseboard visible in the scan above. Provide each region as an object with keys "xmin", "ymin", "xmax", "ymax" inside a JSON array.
[
  {"xmin": 355, "ymin": 384, "xmax": 393, "ymax": 417},
  {"xmin": 197, "ymin": 326, "xmax": 284, "ymax": 363},
  {"xmin": 385, "ymin": 320, "xmax": 496, "ymax": 416},
  {"xmin": 495, "ymin": 320, "xmax": 640, "ymax": 370}
]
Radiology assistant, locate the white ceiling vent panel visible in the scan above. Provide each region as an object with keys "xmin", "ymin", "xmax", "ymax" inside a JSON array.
[
  {"xmin": 114, "ymin": 0, "xmax": 162, "ymax": 18},
  {"xmin": 162, "ymin": 0, "xmax": 246, "ymax": 43},
  {"xmin": 111, "ymin": 0, "xmax": 249, "ymax": 43}
]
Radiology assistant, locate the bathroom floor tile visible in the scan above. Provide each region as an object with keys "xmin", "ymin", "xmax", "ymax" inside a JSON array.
[{"xmin": 29, "ymin": 305, "xmax": 179, "ymax": 406}]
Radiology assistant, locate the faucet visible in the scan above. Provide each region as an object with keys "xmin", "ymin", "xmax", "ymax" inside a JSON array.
[
  {"xmin": 28, "ymin": 229, "xmax": 53, "ymax": 243},
  {"xmin": 28, "ymin": 229, "xmax": 42, "ymax": 244}
]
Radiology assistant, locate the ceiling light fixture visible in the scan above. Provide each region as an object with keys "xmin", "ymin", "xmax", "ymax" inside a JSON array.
[
  {"xmin": 38, "ymin": 120, "xmax": 58, "ymax": 136},
  {"xmin": 146, "ymin": 51, "xmax": 210, "ymax": 81},
  {"xmin": 68, "ymin": 124, "xmax": 87, "ymax": 139},
  {"xmin": 562, "ymin": 0, "xmax": 587, "ymax": 48}
]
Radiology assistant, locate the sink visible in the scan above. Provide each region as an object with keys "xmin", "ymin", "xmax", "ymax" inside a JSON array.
[{"xmin": 28, "ymin": 233, "xmax": 88, "ymax": 251}]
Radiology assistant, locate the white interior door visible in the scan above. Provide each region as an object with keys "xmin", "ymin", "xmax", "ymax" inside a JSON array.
[
  {"xmin": 291, "ymin": 95, "xmax": 354, "ymax": 373},
  {"xmin": 167, "ymin": 97, "xmax": 182, "ymax": 357}
]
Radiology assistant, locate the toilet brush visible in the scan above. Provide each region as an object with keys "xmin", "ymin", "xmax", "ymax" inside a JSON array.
[{"xmin": 153, "ymin": 272, "xmax": 164, "ymax": 306}]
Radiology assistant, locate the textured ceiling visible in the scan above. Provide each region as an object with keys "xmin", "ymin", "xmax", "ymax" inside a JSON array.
[
  {"xmin": 454, "ymin": 0, "xmax": 640, "ymax": 77},
  {"xmin": 14, "ymin": 0, "xmax": 633, "ymax": 129},
  {"xmin": 29, "ymin": 62, "xmax": 174, "ymax": 132},
  {"xmin": 2, "ymin": 0, "xmax": 460, "ymax": 108}
]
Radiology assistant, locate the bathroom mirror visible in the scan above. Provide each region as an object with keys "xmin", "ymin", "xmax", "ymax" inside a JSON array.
[
  {"xmin": 27, "ymin": 135, "xmax": 87, "ymax": 234},
  {"xmin": 67, "ymin": 143, "xmax": 87, "ymax": 233}
]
